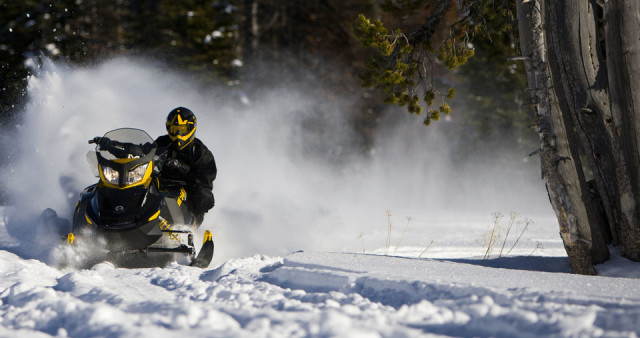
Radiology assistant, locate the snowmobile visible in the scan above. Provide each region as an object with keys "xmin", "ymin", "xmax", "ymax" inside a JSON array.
[{"xmin": 69, "ymin": 128, "xmax": 213, "ymax": 268}]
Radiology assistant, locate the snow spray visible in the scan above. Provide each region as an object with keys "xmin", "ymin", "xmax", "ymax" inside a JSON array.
[{"xmin": 0, "ymin": 58, "xmax": 554, "ymax": 265}]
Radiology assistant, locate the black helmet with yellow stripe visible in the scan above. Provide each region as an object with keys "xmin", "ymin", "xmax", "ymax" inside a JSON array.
[{"xmin": 166, "ymin": 107, "xmax": 197, "ymax": 149}]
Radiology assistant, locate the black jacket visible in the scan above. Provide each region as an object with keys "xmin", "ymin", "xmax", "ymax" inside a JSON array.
[{"xmin": 155, "ymin": 135, "xmax": 217, "ymax": 213}]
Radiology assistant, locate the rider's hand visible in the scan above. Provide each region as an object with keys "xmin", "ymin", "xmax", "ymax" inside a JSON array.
[
  {"xmin": 166, "ymin": 158, "xmax": 190, "ymax": 172},
  {"xmin": 142, "ymin": 142, "xmax": 154, "ymax": 153},
  {"xmin": 97, "ymin": 137, "xmax": 112, "ymax": 150},
  {"xmin": 165, "ymin": 158, "xmax": 178, "ymax": 168}
]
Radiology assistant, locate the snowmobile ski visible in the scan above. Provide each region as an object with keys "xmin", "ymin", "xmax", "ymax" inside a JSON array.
[{"xmin": 190, "ymin": 230, "xmax": 214, "ymax": 268}]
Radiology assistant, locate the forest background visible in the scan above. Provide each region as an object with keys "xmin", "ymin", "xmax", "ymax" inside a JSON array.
[{"xmin": 0, "ymin": 0, "xmax": 535, "ymax": 203}]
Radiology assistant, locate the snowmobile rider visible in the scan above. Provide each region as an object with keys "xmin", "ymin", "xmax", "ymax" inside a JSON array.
[{"xmin": 155, "ymin": 107, "xmax": 217, "ymax": 226}]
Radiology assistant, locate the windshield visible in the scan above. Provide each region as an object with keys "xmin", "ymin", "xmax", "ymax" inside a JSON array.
[
  {"xmin": 97, "ymin": 128, "xmax": 154, "ymax": 160},
  {"xmin": 87, "ymin": 128, "xmax": 155, "ymax": 177}
]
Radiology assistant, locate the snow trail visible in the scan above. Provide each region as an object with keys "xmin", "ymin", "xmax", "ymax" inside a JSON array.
[{"xmin": 0, "ymin": 250, "xmax": 638, "ymax": 337}]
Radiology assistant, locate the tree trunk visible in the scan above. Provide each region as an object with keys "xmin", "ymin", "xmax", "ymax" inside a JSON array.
[
  {"xmin": 604, "ymin": 0, "xmax": 640, "ymax": 260},
  {"xmin": 243, "ymin": 0, "xmax": 259, "ymax": 63},
  {"xmin": 545, "ymin": 0, "xmax": 612, "ymax": 264},
  {"xmin": 517, "ymin": 0, "xmax": 598, "ymax": 274},
  {"xmin": 518, "ymin": 0, "xmax": 640, "ymax": 272}
]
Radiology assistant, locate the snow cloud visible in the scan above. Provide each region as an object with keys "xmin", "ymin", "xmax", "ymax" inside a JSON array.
[{"xmin": 0, "ymin": 58, "xmax": 555, "ymax": 265}]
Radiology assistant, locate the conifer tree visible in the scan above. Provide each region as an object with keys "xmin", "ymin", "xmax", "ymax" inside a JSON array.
[
  {"xmin": 151, "ymin": 1, "xmax": 241, "ymax": 82},
  {"xmin": 353, "ymin": 0, "xmax": 515, "ymax": 125}
]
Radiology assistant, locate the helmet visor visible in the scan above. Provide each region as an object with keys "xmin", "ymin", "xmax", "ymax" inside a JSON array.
[{"xmin": 168, "ymin": 124, "xmax": 190, "ymax": 136}]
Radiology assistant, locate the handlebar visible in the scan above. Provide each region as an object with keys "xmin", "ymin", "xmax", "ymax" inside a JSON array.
[
  {"xmin": 90, "ymin": 136, "xmax": 155, "ymax": 158},
  {"xmin": 88, "ymin": 137, "xmax": 103, "ymax": 144}
]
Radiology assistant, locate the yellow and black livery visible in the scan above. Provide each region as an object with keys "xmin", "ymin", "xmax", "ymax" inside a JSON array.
[{"xmin": 71, "ymin": 128, "xmax": 213, "ymax": 268}]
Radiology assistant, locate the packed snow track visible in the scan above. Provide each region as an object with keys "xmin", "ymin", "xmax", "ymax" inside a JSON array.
[{"xmin": 1, "ymin": 250, "xmax": 639, "ymax": 337}]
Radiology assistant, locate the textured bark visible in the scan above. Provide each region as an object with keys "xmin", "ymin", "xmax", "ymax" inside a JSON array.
[
  {"xmin": 518, "ymin": 0, "xmax": 640, "ymax": 271},
  {"xmin": 603, "ymin": 0, "xmax": 640, "ymax": 260},
  {"xmin": 545, "ymin": 0, "xmax": 612, "ymax": 264},
  {"xmin": 517, "ymin": 0, "xmax": 597, "ymax": 274}
]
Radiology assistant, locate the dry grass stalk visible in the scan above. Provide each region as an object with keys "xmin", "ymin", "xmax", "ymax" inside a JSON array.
[
  {"xmin": 393, "ymin": 217, "xmax": 412, "ymax": 255},
  {"xmin": 529, "ymin": 241, "xmax": 543, "ymax": 256},
  {"xmin": 384, "ymin": 209, "xmax": 393, "ymax": 255},
  {"xmin": 358, "ymin": 232, "xmax": 366, "ymax": 253},
  {"xmin": 418, "ymin": 240, "xmax": 435, "ymax": 258},
  {"xmin": 483, "ymin": 212, "xmax": 503, "ymax": 260},
  {"xmin": 498, "ymin": 212, "xmax": 519, "ymax": 258},
  {"xmin": 506, "ymin": 217, "xmax": 533, "ymax": 255}
]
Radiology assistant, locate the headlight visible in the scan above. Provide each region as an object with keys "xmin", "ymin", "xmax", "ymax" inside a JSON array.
[
  {"xmin": 126, "ymin": 163, "xmax": 149, "ymax": 185},
  {"xmin": 102, "ymin": 166, "xmax": 119, "ymax": 185}
]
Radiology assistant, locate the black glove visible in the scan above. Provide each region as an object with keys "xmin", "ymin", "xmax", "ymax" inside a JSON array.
[
  {"xmin": 142, "ymin": 142, "xmax": 154, "ymax": 153},
  {"xmin": 165, "ymin": 158, "xmax": 190, "ymax": 172},
  {"xmin": 97, "ymin": 137, "xmax": 113, "ymax": 151},
  {"xmin": 126, "ymin": 142, "xmax": 154, "ymax": 157}
]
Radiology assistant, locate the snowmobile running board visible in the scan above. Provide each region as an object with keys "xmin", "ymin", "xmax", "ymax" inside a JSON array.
[
  {"xmin": 146, "ymin": 246, "xmax": 195, "ymax": 254},
  {"xmin": 160, "ymin": 229, "xmax": 191, "ymax": 233},
  {"xmin": 65, "ymin": 230, "xmax": 214, "ymax": 268}
]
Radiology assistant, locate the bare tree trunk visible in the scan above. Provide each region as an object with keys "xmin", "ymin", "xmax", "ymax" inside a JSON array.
[
  {"xmin": 545, "ymin": 0, "xmax": 612, "ymax": 264},
  {"xmin": 604, "ymin": 0, "xmax": 640, "ymax": 260},
  {"xmin": 517, "ymin": 0, "xmax": 597, "ymax": 274},
  {"xmin": 519, "ymin": 0, "xmax": 640, "ymax": 271}
]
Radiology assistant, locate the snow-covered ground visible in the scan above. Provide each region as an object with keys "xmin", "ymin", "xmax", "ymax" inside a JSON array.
[
  {"xmin": 0, "ymin": 227, "xmax": 639, "ymax": 337},
  {"xmin": 1, "ymin": 201, "xmax": 639, "ymax": 337},
  {"xmin": 1, "ymin": 59, "xmax": 639, "ymax": 337}
]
